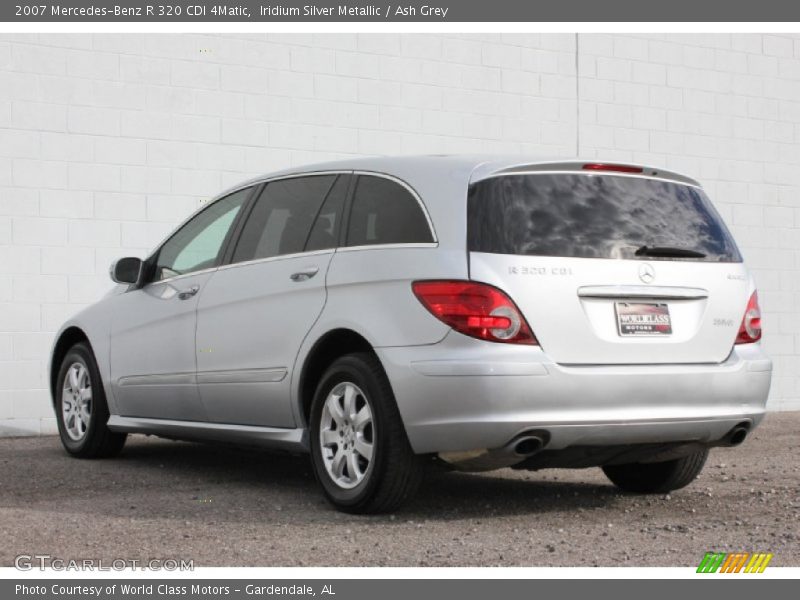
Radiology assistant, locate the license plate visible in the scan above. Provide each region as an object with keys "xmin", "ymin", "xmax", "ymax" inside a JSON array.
[{"xmin": 615, "ymin": 302, "xmax": 672, "ymax": 336}]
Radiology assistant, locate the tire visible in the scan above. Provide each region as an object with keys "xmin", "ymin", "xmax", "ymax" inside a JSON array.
[
  {"xmin": 55, "ymin": 342, "xmax": 127, "ymax": 458},
  {"xmin": 602, "ymin": 449, "xmax": 709, "ymax": 494},
  {"xmin": 309, "ymin": 352, "xmax": 423, "ymax": 514}
]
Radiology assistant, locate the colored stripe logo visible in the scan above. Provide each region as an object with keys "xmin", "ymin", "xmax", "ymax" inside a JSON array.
[{"xmin": 697, "ymin": 552, "xmax": 773, "ymax": 573}]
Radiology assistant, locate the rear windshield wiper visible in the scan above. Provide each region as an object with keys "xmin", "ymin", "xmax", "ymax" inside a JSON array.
[{"xmin": 634, "ymin": 245, "xmax": 707, "ymax": 259}]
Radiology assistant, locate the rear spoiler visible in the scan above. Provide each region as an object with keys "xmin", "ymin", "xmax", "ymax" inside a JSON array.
[{"xmin": 470, "ymin": 160, "xmax": 701, "ymax": 188}]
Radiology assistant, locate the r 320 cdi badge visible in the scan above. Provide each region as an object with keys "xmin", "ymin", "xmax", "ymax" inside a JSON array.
[{"xmin": 49, "ymin": 157, "xmax": 771, "ymax": 513}]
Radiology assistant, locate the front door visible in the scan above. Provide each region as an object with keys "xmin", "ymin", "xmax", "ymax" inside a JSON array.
[{"xmin": 109, "ymin": 188, "xmax": 251, "ymax": 420}]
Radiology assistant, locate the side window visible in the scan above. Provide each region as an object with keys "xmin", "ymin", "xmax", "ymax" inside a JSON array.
[
  {"xmin": 345, "ymin": 176, "xmax": 433, "ymax": 247},
  {"xmin": 232, "ymin": 175, "xmax": 336, "ymax": 263},
  {"xmin": 305, "ymin": 175, "xmax": 349, "ymax": 252},
  {"xmin": 155, "ymin": 188, "xmax": 249, "ymax": 280}
]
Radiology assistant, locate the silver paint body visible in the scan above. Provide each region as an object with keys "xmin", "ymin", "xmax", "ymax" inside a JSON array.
[{"xmin": 49, "ymin": 156, "xmax": 772, "ymax": 458}]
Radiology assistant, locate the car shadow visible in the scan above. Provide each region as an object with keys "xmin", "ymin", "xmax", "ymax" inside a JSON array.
[{"xmin": 11, "ymin": 435, "xmax": 623, "ymax": 523}]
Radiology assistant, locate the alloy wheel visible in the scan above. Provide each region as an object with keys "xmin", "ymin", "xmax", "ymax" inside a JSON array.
[
  {"xmin": 62, "ymin": 362, "xmax": 92, "ymax": 441},
  {"xmin": 319, "ymin": 381, "xmax": 374, "ymax": 489}
]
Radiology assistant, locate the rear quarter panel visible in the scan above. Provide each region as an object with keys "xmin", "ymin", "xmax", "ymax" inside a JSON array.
[{"xmin": 289, "ymin": 245, "xmax": 469, "ymax": 425}]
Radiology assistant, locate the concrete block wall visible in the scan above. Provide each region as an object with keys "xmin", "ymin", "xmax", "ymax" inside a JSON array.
[{"xmin": 0, "ymin": 33, "xmax": 798, "ymax": 435}]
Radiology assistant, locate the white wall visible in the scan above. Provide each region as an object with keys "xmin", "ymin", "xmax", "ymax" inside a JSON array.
[{"xmin": 1, "ymin": 33, "xmax": 798, "ymax": 436}]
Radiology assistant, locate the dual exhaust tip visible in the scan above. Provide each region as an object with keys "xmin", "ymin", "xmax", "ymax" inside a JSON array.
[
  {"xmin": 444, "ymin": 423, "xmax": 750, "ymax": 471},
  {"xmin": 512, "ymin": 423, "xmax": 751, "ymax": 455}
]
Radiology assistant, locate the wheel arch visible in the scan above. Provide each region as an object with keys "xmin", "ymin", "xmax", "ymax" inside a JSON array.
[
  {"xmin": 297, "ymin": 328, "xmax": 382, "ymax": 427},
  {"xmin": 50, "ymin": 326, "xmax": 92, "ymax": 405}
]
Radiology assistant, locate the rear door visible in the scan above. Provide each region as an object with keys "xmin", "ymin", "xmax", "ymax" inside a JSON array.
[
  {"xmin": 467, "ymin": 170, "xmax": 749, "ymax": 365},
  {"xmin": 194, "ymin": 173, "xmax": 350, "ymax": 427}
]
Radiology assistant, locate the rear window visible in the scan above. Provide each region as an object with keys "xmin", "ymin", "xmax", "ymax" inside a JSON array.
[{"xmin": 468, "ymin": 174, "xmax": 742, "ymax": 262}]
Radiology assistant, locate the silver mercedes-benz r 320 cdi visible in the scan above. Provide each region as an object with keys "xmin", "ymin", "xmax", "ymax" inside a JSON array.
[{"xmin": 49, "ymin": 156, "xmax": 771, "ymax": 513}]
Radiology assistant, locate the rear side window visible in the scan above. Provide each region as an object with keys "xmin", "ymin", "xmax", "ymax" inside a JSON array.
[
  {"xmin": 232, "ymin": 175, "xmax": 337, "ymax": 263},
  {"xmin": 468, "ymin": 174, "xmax": 742, "ymax": 262},
  {"xmin": 345, "ymin": 175, "xmax": 434, "ymax": 247}
]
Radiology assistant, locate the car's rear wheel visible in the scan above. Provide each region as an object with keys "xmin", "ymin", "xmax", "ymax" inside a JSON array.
[
  {"xmin": 602, "ymin": 449, "xmax": 709, "ymax": 493},
  {"xmin": 55, "ymin": 342, "xmax": 127, "ymax": 458},
  {"xmin": 309, "ymin": 352, "xmax": 423, "ymax": 513}
]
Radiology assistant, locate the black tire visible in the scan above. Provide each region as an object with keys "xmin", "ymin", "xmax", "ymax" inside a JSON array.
[
  {"xmin": 602, "ymin": 449, "xmax": 709, "ymax": 493},
  {"xmin": 55, "ymin": 342, "xmax": 127, "ymax": 458},
  {"xmin": 309, "ymin": 352, "xmax": 423, "ymax": 514}
]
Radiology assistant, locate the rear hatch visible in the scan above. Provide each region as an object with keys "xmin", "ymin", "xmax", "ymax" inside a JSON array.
[{"xmin": 467, "ymin": 166, "xmax": 749, "ymax": 365}]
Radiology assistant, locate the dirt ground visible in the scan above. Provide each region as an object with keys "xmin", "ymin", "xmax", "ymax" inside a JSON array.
[{"xmin": 1, "ymin": 413, "xmax": 798, "ymax": 567}]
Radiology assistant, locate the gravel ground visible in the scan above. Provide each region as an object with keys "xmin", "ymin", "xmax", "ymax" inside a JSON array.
[{"xmin": 1, "ymin": 413, "xmax": 798, "ymax": 567}]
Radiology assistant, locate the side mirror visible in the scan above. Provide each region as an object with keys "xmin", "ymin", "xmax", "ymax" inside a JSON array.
[{"xmin": 110, "ymin": 257, "xmax": 142, "ymax": 285}]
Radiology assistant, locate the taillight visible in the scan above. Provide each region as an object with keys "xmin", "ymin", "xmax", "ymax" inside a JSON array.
[
  {"xmin": 735, "ymin": 291, "xmax": 762, "ymax": 344},
  {"xmin": 412, "ymin": 280, "xmax": 537, "ymax": 345},
  {"xmin": 582, "ymin": 163, "xmax": 643, "ymax": 174}
]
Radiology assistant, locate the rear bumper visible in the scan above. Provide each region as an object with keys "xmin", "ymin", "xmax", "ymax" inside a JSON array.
[{"xmin": 376, "ymin": 333, "xmax": 772, "ymax": 455}]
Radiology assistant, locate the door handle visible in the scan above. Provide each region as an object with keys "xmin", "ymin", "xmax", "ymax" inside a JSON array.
[
  {"xmin": 177, "ymin": 285, "xmax": 200, "ymax": 300},
  {"xmin": 290, "ymin": 267, "xmax": 319, "ymax": 282}
]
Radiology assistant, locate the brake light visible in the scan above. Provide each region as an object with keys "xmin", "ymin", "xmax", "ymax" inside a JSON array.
[
  {"xmin": 412, "ymin": 280, "xmax": 537, "ymax": 345},
  {"xmin": 735, "ymin": 291, "xmax": 762, "ymax": 344},
  {"xmin": 582, "ymin": 163, "xmax": 643, "ymax": 174}
]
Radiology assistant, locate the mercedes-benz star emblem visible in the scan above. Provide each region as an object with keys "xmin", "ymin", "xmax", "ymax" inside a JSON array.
[{"xmin": 638, "ymin": 263, "xmax": 656, "ymax": 284}]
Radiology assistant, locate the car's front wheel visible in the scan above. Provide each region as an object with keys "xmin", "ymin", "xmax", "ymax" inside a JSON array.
[
  {"xmin": 55, "ymin": 342, "xmax": 127, "ymax": 458},
  {"xmin": 602, "ymin": 449, "xmax": 709, "ymax": 493},
  {"xmin": 309, "ymin": 352, "xmax": 423, "ymax": 513}
]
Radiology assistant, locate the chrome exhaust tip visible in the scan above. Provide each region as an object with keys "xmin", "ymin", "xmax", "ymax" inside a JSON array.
[{"xmin": 513, "ymin": 436, "xmax": 545, "ymax": 457}]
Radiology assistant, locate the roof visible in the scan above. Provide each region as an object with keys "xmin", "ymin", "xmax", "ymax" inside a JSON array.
[{"xmin": 232, "ymin": 154, "xmax": 702, "ymax": 192}]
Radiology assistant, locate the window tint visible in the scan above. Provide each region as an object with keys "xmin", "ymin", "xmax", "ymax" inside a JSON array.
[
  {"xmin": 156, "ymin": 188, "xmax": 249, "ymax": 280},
  {"xmin": 468, "ymin": 174, "xmax": 742, "ymax": 262},
  {"xmin": 305, "ymin": 175, "xmax": 349, "ymax": 252},
  {"xmin": 232, "ymin": 175, "xmax": 336, "ymax": 263},
  {"xmin": 346, "ymin": 176, "xmax": 433, "ymax": 247}
]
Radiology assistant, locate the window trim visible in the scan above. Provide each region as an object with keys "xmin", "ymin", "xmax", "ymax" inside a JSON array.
[
  {"xmin": 336, "ymin": 242, "xmax": 439, "ymax": 253},
  {"xmin": 215, "ymin": 248, "xmax": 336, "ymax": 273},
  {"xmin": 144, "ymin": 265, "xmax": 217, "ymax": 286}
]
